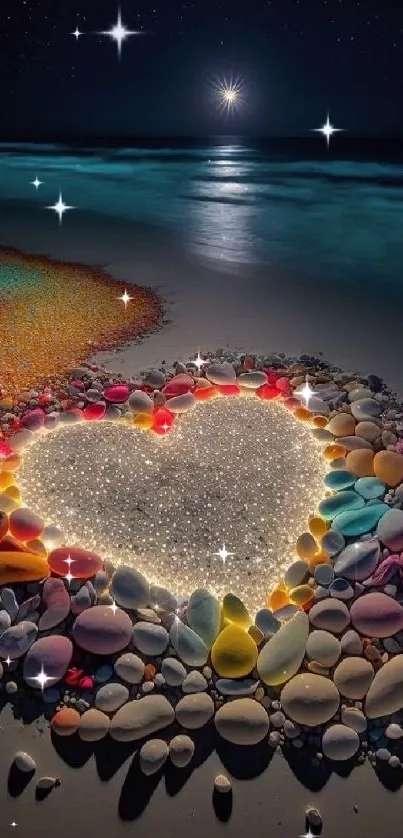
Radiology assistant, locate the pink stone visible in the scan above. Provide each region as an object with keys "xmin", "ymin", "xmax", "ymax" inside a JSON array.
[
  {"xmin": 23, "ymin": 636, "xmax": 73, "ymax": 687},
  {"xmin": 103, "ymin": 385, "xmax": 130, "ymax": 404},
  {"xmin": 39, "ymin": 578, "xmax": 71, "ymax": 631},
  {"xmin": 350, "ymin": 592, "xmax": 403, "ymax": 638},
  {"xmin": 163, "ymin": 374, "xmax": 194, "ymax": 397},
  {"xmin": 20, "ymin": 408, "xmax": 46, "ymax": 432},
  {"xmin": 72, "ymin": 605, "xmax": 133, "ymax": 655}
]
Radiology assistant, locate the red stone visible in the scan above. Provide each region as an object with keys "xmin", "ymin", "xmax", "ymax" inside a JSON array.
[
  {"xmin": 256, "ymin": 384, "xmax": 280, "ymax": 400},
  {"xmin": 152, "ymin": 407, "xmax": 175, "ymax": 435},
  {"xmin": 0, "ymin": 441, "xmax": 13, "ymax": 460},
  {"xmin": 70, "ymin": 379, "xmax": 85, "ymax": 390},
  {"xmin": 103, "ymin": 384, "xmax": 130, "ymax": 404},
  {"xmin": 65, "ymin": 667, "xmax": 84, "ymax": 686},
  {"xmin": 79, "ymin": 675, "xmax": 95, "ymax": 690},
  {"xmin": 194, "ymin": 384, "xmax": 216, "ymax": 400},
  {"xmin": 0, "ymin": 535, "xmax": 29, "ymax": 553},
  {"xmin": 20, "ymin": 408, "xmax": 46, "ymax": 432},
  {"xmin": 83, "ymin": 402, "xmax": 106, "ymax": 421},
  {"xmin": 48, "ymin": 546, "xmax": 103, "ymax": 579},
  {"xmin": 275, "ymin": 376, "xmax": 292, "ymax": 394},
  {"xmin": 218, "ymin": 385, "xmax": 240, "ymax": 396},
  {"xmin": 163, "ymin": 374, "xmax": 194, "ymax": 398}
]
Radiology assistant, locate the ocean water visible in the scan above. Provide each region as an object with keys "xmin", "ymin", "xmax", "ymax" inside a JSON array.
[{"xmin": 0, "ymin": 137, "xmax": 402, "ymax": 285}]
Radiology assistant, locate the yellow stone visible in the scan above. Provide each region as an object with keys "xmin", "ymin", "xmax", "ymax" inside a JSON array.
[
  {"xmin": 294, "ymin": 407, "xmax": 312, "ymax": 421},
  {"xmin": 346, "ymin": 448, "xmax": 375, "ymax": 478},
  {"xmin": 4, "ymin": 485, "xmax": 21, "ymax": 501},
  {"xmin": 0, "ymin": 452, "xmax": 22, "ymax": 472},
  {"xmin": 309, "ymin": 550, "xmax": 330, "ymax": 570},
  {"xmin": 211, "ymin": 624, "xmax": 258, "ymax": 678},
  {"xmin": 222, "ymin": 593, "xmax": 251, "ymax": 628},
  {"xmin": 0, "ymin": 472, "xmax": 14, "ymax": 490},
  {"xmin": 133, "ymin": 414, "xmax": 154, "ymax": 430},
  {"xmin": 248, "ymin": 624, "xmax": 264, "ymax": 646},
  {"xmin": 25, "ymin": 539, "xmax": 47, "ymax": 556},
  {"xmin": 373, "ymin": 450, "xmax": 403, "ymax": 488},
  {"xmin": 308, "ymin": 516, "xmax": 329, "ymax": 538},
  {"xmin": 289, "ymin": 584, "xmax": 314, "ymax": 607},
  {"xmin": 268, "ymin": 585, "xmax": 290, "ymax": 612}
]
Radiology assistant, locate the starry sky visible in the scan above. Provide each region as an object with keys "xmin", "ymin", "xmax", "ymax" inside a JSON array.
[{"xmin": 0, "ymin": 0, "xmax": 401, "ymax": 139}]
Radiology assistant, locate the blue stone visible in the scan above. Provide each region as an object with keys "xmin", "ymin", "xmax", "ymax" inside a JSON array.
[
  {"xmin": 321, "ymin": 529, "xmax": 345, "ymax": 557},
  {"xmin": 332, "ymin": 503, "xmax": 389, "ymax": 536},
  {"xmin": 314, "ymin": 563, "xmax": 335, "ymax": 587},
  {"xmin": 42, "ymin": 687, "xmax": 60, "ymax": 704},
  {"xmin": 324, "ymin": 470, "xmax": 356, "ymax": 491},
  {"xmin": 354, "ymin": 477, "xmax": 386, "ymax": 501},
  {"xmin": 318, "ymin": 490, "xmax": 365, "ymax": 521},
  {"xmin": 95, "ymin": 664, "xmax": 114, "ymax": 683}
]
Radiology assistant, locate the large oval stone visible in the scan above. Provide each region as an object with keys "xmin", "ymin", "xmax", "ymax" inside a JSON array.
[
  {"xmin": 318, "ymin": 491, "xmax": 364, "ymax": 521},
  {"xmin": 211, "ymin": 624, "xmax": 258, "ymax": 678},
  {"xmin": 332, "ymin": 504, "xmax": 388, "ymax": 537},
  {"xmin": 373, "ymin": 451, "xmax": 403, "ymax": 488},
  {"xmin": 48, "ymin": 546, "xmax": 103, "ymax": 579},
  {"xmin": 354, "ymin": 477, "xmax": 386, "ymax": 501},
  {"xmin": 257, "ymin": 611, "xmax": 309, "ymax": 687},
  {"xmin": 110, "ymin": 696, "xmax": 175, "ymax": 741},
  {"xmin": 169, "ymin": 621, "xmax": 209, "ymax": 667},
  {"xmin": 333, "ymin": 657, "xmax": 374, "ymax": 699},
  {"xmin": 132, "ymin": 622, "xmax": 169, "ymax": 656},
  {"xmin": 350, "ymin": 593, "xmax": 403, "ymax": 638},
  {"xmin": 309, "ymin": 599, "xmax": 350, "ymax": 633},
  {"xmin": 306, "ymin": 630, "xmax": 341, "ymax": 667},
  {"xmin": 280, "ymin": 674, "xmax": 340, "ymax": 726},
  {"xmin": 187, "ymin": 588, "xmax": 221, "ymax": 648},
  {"xmin": 323, "ymin": 471, "xmax": 356, "ymax": 491},
  {"xmin": 377, "ymin": 509, "xmax": 403, "ymax": 552},
  {"xmin": 350, "ymin": 399, "xmax": 381, "ymax": 421},
  {"xmin": 214, "ymin": 698, "xmax": 270, "ymax": 745},
  {"xmin": 73, "ymin": 605, "xmax": 133, "ymax": 654},
  {"xmin": 175, "ymin": 693, "xmax": 215, "ymax": 729},
  {"xmin": 365, "ymin": 656, "xmax": 403, "ymax": 718},
  {"xmin": 110, "ymin": 566, "xmax": 150, "ymax": 610},
  {"xmin": 322, "ymin": 724, "xmax": 359, "ymax": 762},
  {"xmin": 23, "ymin": 636, "xmax": 73, "ymax": 688},
  {"xmin": 0, "ymin": 621, "xmax": 38, "ymax": 660},
  {"xmin": 333, "ymin": 538, "xmax": 381, "ymax": 581}
]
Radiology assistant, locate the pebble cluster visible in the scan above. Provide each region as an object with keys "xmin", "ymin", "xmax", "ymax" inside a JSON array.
[
  {"xmin": 0, "ymin": 247, "xmax": 163, "ymax": 396},
  {"xmin": 1, "ymin": 350, "xmax": 403, "ymax": 776}
]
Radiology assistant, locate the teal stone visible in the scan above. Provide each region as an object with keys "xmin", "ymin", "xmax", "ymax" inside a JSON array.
[
  {"xmin": 354, "ymin": 477, "xmax": 386, "ymax": 501},
  {"xmin": 318, "ymin": 490, "xmax": 365, "ymax": 521},
  {"xmin": 332, "ymin": 503, "xmax": 389, "ymax": 537},
  {"xmin": 324, "ymin": 470, "xmax": 356, "ymax": 491},
  {"xmin": 169, "ymin": 621, "xmax": 209, "ymax": 668},
  {"xmin": 187, "ymin": 588, "xmax": 221, "ymax": 648}
]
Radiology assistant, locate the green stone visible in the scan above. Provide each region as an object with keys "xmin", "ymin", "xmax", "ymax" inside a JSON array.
[{"xmin": 332, "ymin": 503, "xmax": 389, "ymax": 537}]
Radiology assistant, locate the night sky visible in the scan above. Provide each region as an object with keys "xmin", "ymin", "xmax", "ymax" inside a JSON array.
[{"xmin": 0, "ymin": 0, "xmax": 402, "ymax": 139}]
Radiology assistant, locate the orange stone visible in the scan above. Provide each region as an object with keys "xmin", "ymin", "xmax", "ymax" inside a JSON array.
[
  {"xmin": 0, "ymin": 472, "xmax": 14, "ymax": 490},
  {"xmin": 0, "ymin": 550, "xmax": 49, "ymax": 585},
  {"xmin": 308, "ymin": 516, "xmax": 329, "ymax": 538},
  {"xmin": 0, "ymin": 511, "xmax": 8, "ymax": 541},
  {"xmin": 312, "ymin": 416, "xmax": 328, "ymax": 428},
  {"xmin": 143, "ymin": 663, "xmax": 156, "ymax": 681},
  {"xmin": 294, "ymin": 407, "xmax": 313, "ymax": 421},
  {"xmin": 51, "ymin": 707, "xmax": 81, "ymax": 737},
  {"xmin": 323, "ymin": 443, "xmax": 346, "ymax": 461},
  {"xmin": 308, "ymin": 550, "xmax": 330, "ymax": 570},
  {"xmin": 373, "ymin": 450, "xmax": 403, "ymax": 488},
  {"xmin": 346, "ymin": 448, "xmax": 375, "ymax": 478},
  {"xmin": 269, "ymin": 586, "xmax": 290, "ymax": 611},
  {"xmin": 1, "ymin": 452, "xmax": 22, "ymax": 472}
]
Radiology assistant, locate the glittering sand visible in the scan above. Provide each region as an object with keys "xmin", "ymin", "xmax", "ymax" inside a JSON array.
[
  {"xmin": 0, "ymin": 247, "xmax": 163, "ymax": 395},
  {"xmin": 18, "ymin": 397, "xmax": 327, "ymax": 614}
]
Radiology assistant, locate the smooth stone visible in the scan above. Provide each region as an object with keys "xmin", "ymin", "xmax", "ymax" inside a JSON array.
[
  {"xmin": 144, "ymin": 369, "xmax": 166, "ymax": 389},
  {"xmin": 169, "ymin": 734, "xmax": 195, "ymax": 768},
  {"xmin": 326, "ymin": 413, "xmax": 356, "ymax": 437},
  {"xmin": 150, "ymin": 585, "xmax": 178, "ymax": 614},
  {"xmin": 348, "ymin": 387, "xmax": 374, "ymax": 402},
  {"xmin": 350, "ymin": 399, "xmax": 381, "ymax": 421},
  {"xmin": 128, "ymin": 390, "xmax": 154, "ymax": 414},
  {"xmin": 332, "ymin": 504, "xmax": 388, "ymax": 537},
  {"xmin": 0, "ymin": 610, "xmax": 11, "ymax": 634},
  {"xmin": 280, "ymin": 674, "xmax": 340, "ymax": 726},
  {"xmin": 273, "ymin": 604, "xmax": 299, "ymax": 622},
  {"xmin": 187, "ymin": 588, "xmax": 221, "ymax": 648},
  {"xmin": 295, "ymin": 532, "xmax": 317, "ymax": 560},
  {"xmin": 385, "ymin": 723, "xmax": 403, "ymax": 740},
  {"xmin": 377, "ymin": 509, "xmax": 403, "ymax": 551},
  {"xmin": 374, "ymin": 451, "xmax": 403, "ymax": 488},
  {"xmin": 206, "ymin": 363, "xmax": 236, "ymax": 385},
  {"xmin": 283, "ymin": 561, "xmax": 309, "ymax": 589},
  {"xmin": 216, "ymin": 678, "xmax": 259, "ymax": 696},
  {"xmin": 257, "ymin": 611, "xmax": 309, "ymax": 687},
  {"xmin": 35, "ymin": 777, "xmax": 58, "ymax": 794},
  {"xmin": 48, "ymin": 545, "xmax": 102, "ymax": 579},
  {"xmin": 73, "ymin": 605, "xmax": 133, "ymax": 655},
  {"xmin": 14, "ymin": 751, "xmax": 36, "ymax": 774},
  {"xmin": 175, "ymin": 693, "xmax": 215, "ymax": 729},
  {"xmin": 182, "ymin": 671, "xmax": 208, "ymax": 693},
  {"xmin": 365, "ymin": 656, "xmax": 403, "ymax": 718},
  {"xmin": 161, "ymin": 657, "xmax": 186, "ymax": 687},
  {"xmin": 321, "ymin": 529, "xmax": 345, "ymax": 557},
  {"xmin": 355, "ymin": 420, "xmax": 382, "ymax": 442},
  {"xmin": 39, "ymin": 578, "xmax": 70, "ymax": 631},
  {"xmin": 51, "ymin": 708, "xmax": 81, "ymax": 737},
  {"xmin": 103, "ymin": 384, "xmax": 130, "ymax": 404},
  {"xmin": 211, "ymin": 624, "xmax": 258, "ymax": 678},
  {"xmin": 215, "ymin": 698, "xmax": 270, "ymax": 745},
  {"xmin": 345, "ymin": 449, "xmax": 375, "ymax": 478},
  {"xmin": 70, "ymin": 585, "xmax": 92, "ymax": 616},
  {"xmin": 110, "ymin": 566, "xmax": 150, "ymax": 610},
  {"xmin": 170, "ymin": 621, "xmax": 209, "ymax": 667},
  {"xmin": 355, "ymin": 478, "xmax": 386, "ymax": 500},
  {"xmin": 340, "ymin": 629, "xmax": 363, "ymax": 655},
  {"xmin": 0, "ymin": 621, "xmax": 38, "ymax": 660},
  {"xmin": 1, "ymin": 588, "xmax": 19, "ymax": 621},
  {"xmin": 314, "ymin": 564, "xmax": 334, "ymax": 587},
  {"xmin": 337, "ymin": 436, "xmax": 373, "ymax": 451},
  {"xmin": 166, "ymin": 392, "xmax": 196, "ymax": 413},
  {"xmin": 114, "ymin": 653, "xmax": 144, "ymax": 684},
  {"xmin": 254, "ymin": 609, "xmax": 281, "ymax": 638},
  {"xmin": 139, "ymin": 739, "xmax": 169, "ymax": 775},
  {"xmin": 23, "ymin": 636, "xmax": 73, "ymax": 688},
  {"xmin": 318, "ymin": 491, "xmax": 365, "ymax": 521},
  {"xmin": 214, "ymin": 774, "xmax": 232, "ymax": 794},
  {"xmin": 309, "ymin": 599, "xmax": 350, "ymax": 633},
  {"xmin": 238, "ymin": 371, "xmax": 268, "ymax": 389},
  {"xmin": 132, "ymin": 622, "xmax": 169, "ymax": 656},
  {"xmin": 324, "ymin": 471, "xmax": 356, "ymax": 491},
  {"xmin": 306, "ymin": 631, "xmax": 341, "ymax": 667},
  {"xmin": 222, "ymin": 593, "xmax": 251, "ymax": 628},
  {"xmin": 322, "ymin": 724, "xmax": 359, "ymax": 761},
  {"xmin": 95, "ymin": 683, "xmax": 130, "ymax": 713},
  {"xmin": 333, "ymin": 657, "xmax": 374, "ymax": 699},
  {"xmin": 350, "ymin": 592, "xmax": 403, "ymax": 638},
  {"xmin": 341, "ymin": 707, "xmax": 367, "ymax": 733},
  {"xmin": 78, "ymin": 709, "xmax": 110, "ymax": 742},
  {"xmin": 110, "ymin": 696, "xmax": 175, "ymax": 742},
  {"xmin": 333, "ymin": 538, "xmax": 381, "ymax": 581}
]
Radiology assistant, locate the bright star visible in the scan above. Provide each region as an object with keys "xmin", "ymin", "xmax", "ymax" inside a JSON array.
[
  {"xmin": 31, "ymin": 176, "xmax": 43, "ymax": 189},
  {"xmin": 300, "ymin": 831, "xmax": 315, "ymax": 838},
  {"xmin": 193, "ymin": 351, "xmax": 208, "ymax": 371},
  {"xmin": 71, "ymin": 27, "xmax": 82, "ymax": 40},
  {"xmin": 10, "ymin": 822, "xmax": 18, "ymax": 829},
  {"xmin": 313, "ymin": 113, "xmax": 343, "ymax": 147},
  {"xmin": 297, "ymin": 379, "xmax": 316, "ymax": 407},
  {"xmin": 213, "ymin": 544, "xmax": 235, "ymax": 564},
  {"xmin": 119, "ymin": 289, "xmax": 133, "ymax": 307},
  {"xmin": 100, "ymin": 10, "xmax": 139, "ymax": 57},
  {"xmin": 109, "ymin": 601, "xmax": 119, "ymax": 615},
  {"xmin": 32, "ymin": 667, "xmax": 52, "ymax": 691},
  {"xmin": 46, "ymin": 193, "xmax": 74, "ymax": 224},
  {"xmin": 216, "ymin": 78, "xmax": 243, "ymax": 112},
  {"xmin": 4, "ymin": 656, "xmax": 12, "ymax": 667}
]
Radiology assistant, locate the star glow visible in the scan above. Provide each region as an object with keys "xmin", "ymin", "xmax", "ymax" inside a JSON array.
[
  {"xmin": 214, "ymin": 77, "xmax": 243, "ymax": 113},
  {"xmin": 99, "ymin": 10, "xmax": 139, "ymax": 58},
  {"xmin": 30, "ymin": 177, "xmax": 43, "ymax": 189},
  {"xmin": 71, "ymin": 27, "xmax": 83, "ymax": 40},
  {"xmin": 119, "ymin": 289, "xmax": 133, "ymax": 308},
  {"xmin": 46, "ymin": 193, "xmax": 74, "ymax": 224},
  {"xmin": 313, "ymin": 113, "xmax": 343, "ymax": 147}
]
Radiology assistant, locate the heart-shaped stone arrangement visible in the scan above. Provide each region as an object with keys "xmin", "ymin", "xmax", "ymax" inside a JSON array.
[{"xmin": 1, "ymin": 353, "xmax": 403, "ymax": 769}]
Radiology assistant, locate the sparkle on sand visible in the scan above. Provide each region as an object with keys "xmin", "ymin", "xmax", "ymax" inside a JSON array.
[
  {"xmin": 0, "ymin": 248, "xmax": 163, "ymax": 396},
  {"xmin": 18, "ymin": 397, "xmax": 327, "ymax": 613}
]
